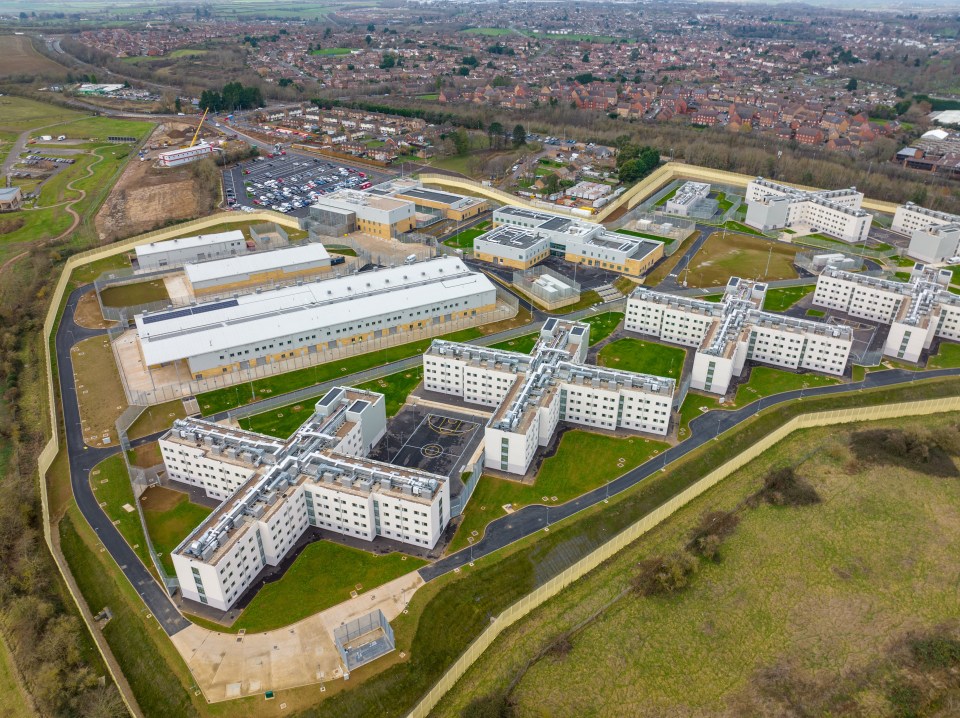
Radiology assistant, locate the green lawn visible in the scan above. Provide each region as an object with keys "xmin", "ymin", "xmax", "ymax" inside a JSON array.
[
  {"xmin": 928, "ymin": 343, "xmax": 960, "ymax": 369},
  {"xmin": 238, "ymin": 367, "xmax": 425, "ymax": 438},
  {"xmin": 449, "ymin": 430, "xmax": 670, "ymax": 552},
  {"xmin": 614, "ymin": 228, "xmax": 673, "ymax": 244},
  {"xmin": 126, "ymin": 399, "xmax": 187, "ymax": 440},
  {"xmin": 685, "ymin": 231, "xmax": 799, "ymax": 287},
  {"xmin": 40, "ymin": 116, "xmax": 152, "ymax": 142},
  {"xmin": 88, "ymin": 455, "xmax": 151, "ymax": 569},
  {"xmin": 732, "ymin": 366, "xmax": 840, "ymax": 406},
  {"xmin": 806, "ymin": 308, "xmax": 826, "ymax": 317},
  {"xmin": 197, "ymin": 326, "xmax": 485, "ymax": 416},
  {"xmin": 580, "ymin": 311, "xmax": 623, "ymax": 345},
  {"xmin": 99, "ymin": 278, "xmax": 170, "ymax": 308},
  {"xmin": 443, "ymin": 227, "xmax": 485, "ymax": 249},
  {"xmin": 721, "ymin": 220, "xmax": 766, "ymax": 236},
  {"xmin": 207, "ymin": 541, "xmax": 427, "ymax": 634},
  {"xmin": 327, "ymin": 245, "xmax": 358, "ymax": 257},
  {"xmin": 714, "ymin": 191, "xmax": 733, "ymax": 214},
  {"xmin": 702, "ymin": 294, "xmax": 723, "ymax": 302},
  {"xmin": 142, "ymin": 490, "xmax": 212, "ymax": 574},
  {"xmin": 597, "ymin": 338, "xmax": 686, "ymax": 379},
  {"xmin": 489, "ymin": 332, "xmax": 539, "ymax": 354},
  {"xmin": 761, "ymin": 284, "xmax": 815, "ymax": 312},
  {"xmin": 653, "ymin": 187, "xmax": 678, "ymax": 206},
  {"xmin": 677, "ymin": 392, "xmax": 726, "ymax": 441}
]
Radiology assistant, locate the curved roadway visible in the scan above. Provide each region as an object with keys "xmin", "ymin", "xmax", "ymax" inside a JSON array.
[{"xmin": 56, "ymin": 280, "xmax": 960, "ymax": 630}]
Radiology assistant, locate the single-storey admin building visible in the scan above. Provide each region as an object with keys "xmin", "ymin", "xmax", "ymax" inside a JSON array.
[
  {"xmin": 135, "ymin": 230, "xmax": 247, "ymax": 271},
  {"xmin": 135, "ymin": 256, "xmax": 497, "ymax": 379},
  {"xmin": 184, "ymin": 243, "xmax": 337, "ymax": 295}
]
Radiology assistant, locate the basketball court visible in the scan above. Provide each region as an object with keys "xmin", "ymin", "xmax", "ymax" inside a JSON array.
[{"xmin": 374, "ymin": 410, "xmax": 483, "ymax": 479}]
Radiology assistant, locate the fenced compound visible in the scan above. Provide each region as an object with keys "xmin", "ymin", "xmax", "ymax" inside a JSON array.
[
  {"xmin": 249, "ymin": 222, "xmax": 289, "ymax": 248},
  {"xmin": 621, "ymin": 211, "xmax": 697, "ymax": 243},
  {"xmin": 334, "ymin": 610, "xmax": 396, "ymax": 674},
  {"xmin": 794, "ymin": 249, "xmax": 867, "ymax": 274},
  {"xmin": 405, "ymin": 395, "xmax": 960, "ymax": 718},
  {"xmin": 789, "ymin": 234, "xmax": 897, "ymax": 259},
  {"xmin": 113, "ymin": 291, "xmax": 519, "ymax": 406},
  {"xmin": 512, "ymin": 265, "xmax": 581, "ymax": 310}
]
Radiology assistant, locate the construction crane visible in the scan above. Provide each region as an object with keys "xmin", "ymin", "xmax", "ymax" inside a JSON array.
[{"xmin": 183, "ymin": 107, "xmax": 209, "ymax": 149}]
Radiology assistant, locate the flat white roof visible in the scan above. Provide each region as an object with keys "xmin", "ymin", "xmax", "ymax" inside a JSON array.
[
  {"xmin": 136, "ymin": 257, "xmax": 495, "ymax": 365},
  {"xmin": 184, "ymin": 243, "xmax": 330, "ymax": 284},
  {"xmin": 135, "ymin": 229, "xmax": 245, "ymax": 258}
]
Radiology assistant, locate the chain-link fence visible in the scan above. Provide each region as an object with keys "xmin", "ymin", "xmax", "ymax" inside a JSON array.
[{"xmin": 512, "ymin": 266, "xmax": 581, "ymax": 310}]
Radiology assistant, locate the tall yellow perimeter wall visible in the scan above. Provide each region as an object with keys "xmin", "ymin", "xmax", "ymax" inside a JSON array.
[{"xmin": 419, "ymin": 161, "xmax": 900, "ymax": 224}]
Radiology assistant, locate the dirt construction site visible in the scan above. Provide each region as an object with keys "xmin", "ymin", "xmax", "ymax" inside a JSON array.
[{"xmin": 95, "ymin": 121, "xmax": 220, "ymax": 242}]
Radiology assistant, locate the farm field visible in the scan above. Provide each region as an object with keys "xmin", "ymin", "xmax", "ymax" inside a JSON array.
[
  {"xmin": 434, "ymin": 415, "xmax": 960, "ymax": 718},
  {"xmin": 597, "ymin": 338, "xmax": 686, "ymax": 380},
  {"xmin": 449, "ymin": 430, "xmax": 670, "ymax": 552},
  {"xmin": 0, "ymin": 34, "xmax": 69, "ymax": 79},
  {"xmin": 683, "ymin": 231, "xmax": 799, "ymax": 287}
]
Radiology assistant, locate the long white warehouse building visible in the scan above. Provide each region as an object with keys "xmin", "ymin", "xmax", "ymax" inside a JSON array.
[
  {"xmin": 135, "ymin": 256, "xmax": 497, "ymax": 379},
  {"xmin": 424, "ymin": 318, "xmax": 675, "ymax": 475},
  {"xmin": 745, "ymin": 178, "xmax": 871, "ymax": 243},
  {"xmin": 813, "ymin": 264, "xmax": 960, "ymax": 362},
  {"xmin": 626, "ymin": 277, "xmax": 855, "ymax": 395},
  {"xmin": 165, "ymin": 386, "xmax": 449, "ymax": 610}
]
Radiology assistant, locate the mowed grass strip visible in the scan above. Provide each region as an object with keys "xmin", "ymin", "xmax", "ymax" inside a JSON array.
[
  {"xmin": 202, "ymin": 541, "xmax": 427, "ymax": 634},
  {"xmin": 449, "ymin": 430, "xmax": 669, "ymax": 552},
  {"xmin": 684, "ymin": 231, "xmax": 799, "ymax": 287},
  {"xmin": 141, "ymin": 486, "xmax": 212, "ymax": 574},
  {"xmin": 197, "ymin": 326, "xmax": 484, "ymax": 416},
  {"xmin": 489, "ymin": 332, "xmax": 539, "ymax": 354},
  {"xmin": 581, "ymin": 311, "xmax": 623, "ymax": 344},
  {"xmin": 238, "ymin": 367, "xmax": 425, "ymax": 439},
  {"xmin": 88, "ymin": 455, "xmax": 151, "ymax": 569},
  {"xmin": 761, "ymin": 284, "xmax": 815, "ymax": 312},
  {"xmin": 732, "ymin": 366, "xmax": 840, "ymax": 406},
  {"xmin": 597, "ymin": 338, "xmax": 685, "ymax": 379}
]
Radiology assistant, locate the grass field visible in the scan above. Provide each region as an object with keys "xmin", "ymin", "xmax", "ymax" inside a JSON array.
[
  {"xmin": 238, "ymin": 367, "xmax": 424, "ymax": 438},
  {"xmin": 126, "ymin": 399, "xmax": 187, "ymax": 440},
  {"xmin": 98, "ymin": 278, "xmax": 170, "ymax": 308},
  {"xmin": 489, "ymin": 332, "xmax": 539, "ymax": 354},
  {"xmin": 71, "ymin": 335, "xmax": 128, "ymax": 447},
  {"xmin": 684, "ymin": 231, "xmax": 799, "ymax": 287},
  {"xmin": 309, "ymin": 47, "xmax": 354, "ymax": 55},
  {"xmin": 141, "ymin": 486, "xmax": 212, "ymax": 574},
  {"xmin": 806, "ymin": 308, "xmax": 826, "ymax": 317},
  {"xmin": 0, "ymin": 95, "xmax": 83, "ymax": 130},
  {"xmin": 732, "ymin": 366, "xmax": 839, "ymax": 406},
  {"xmin": 597, "ymin": 338, "xmax": 685, "ymax": 379},
  {"xmin": 761, "ymin": 284, "xmax": 815, "ymax": 312},
  {"xmin": 37, "ymin": 116, "xmax": 152, "ymax": 142},
  {"xmin": 198, "ymin": 326, "xmax": 486, "ymax": 416},
  {"xmin": 464, "ymin": 27, "xmax": 513, "ymax": 36},
  {"xmin": 643, "ymin": 232, "xmax": 699, "ymax": 286},
  {"xmin": 581, "ymin": 312, "xmax": 623, "ymax": 345},
  {"xmin": 88, "ymin": 455, "xmax": 151, "ymax": 569},
  {"xmin": 443, "ymin": 227, "xmax": 485, "ymax": 249},
  {"xmin": 449, "ymin": 430, "xmax": 670, "ymax": 552},
  {"xmin": 929, "ymin": 342, "xmax": 960, "ymax": 369},
  {"xmin": 207, "ymin": 541, "xmax": 427, "ymax": 634},
  {"xmin": 437, "ymin": 414, "xmax": 960, "ymax": 717},
  {"xmin": 0, "ymin": 34, "xmax": 68, "ymax": 79}
]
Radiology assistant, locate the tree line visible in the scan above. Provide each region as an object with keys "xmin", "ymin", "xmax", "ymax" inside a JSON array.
[{"xmin": 198, "ymin": 81, "xmax": 264, "ymax": 112}]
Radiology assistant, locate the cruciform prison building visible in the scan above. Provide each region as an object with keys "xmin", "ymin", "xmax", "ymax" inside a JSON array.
[
  {"xmin": 626, "ymin": 278, "xmax": 854, "ymax": 395},
  {"xmin": 424, "ymin": 318, "xmax": 676, "ymax": 475},
  {"xmin": 744, "ymin": 178, "xmax": 870, "ymax": 243},
  {"xmin": 893, "ymin": 203, "xmax": 960, "ymax": 263},
  {"xmin": 134, "ymin": 256, "xmax": 496, "ymax": 380},
  {"xmin": 473, "ymin": 206, "xmax": 664, "ymax": 277},
  {"xmin": 813, "ymin": 264, "xmax": 960, "ymax": 362},
  {"xmin": 163, "ymin": 387, "xmax": 449, "ymax": 610}
]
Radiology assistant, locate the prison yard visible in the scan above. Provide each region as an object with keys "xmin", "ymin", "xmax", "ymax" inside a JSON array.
[{"xmin": 682, "ymin": 231, "xmax": 800, "ymax": 287}]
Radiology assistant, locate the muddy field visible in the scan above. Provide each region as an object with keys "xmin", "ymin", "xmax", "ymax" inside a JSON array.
[{"xmin": 94, "ymin": 121, "xmax": 218, "ymax": 242}]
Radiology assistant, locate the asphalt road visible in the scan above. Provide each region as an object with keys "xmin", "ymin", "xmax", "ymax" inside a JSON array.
[
  {"xmin": 57, "ymin": 286, "xmax": 190, "ymax": 636},
  {"xmin": 418, "ymin": 365, "xmax": 959, "ymax": 581}
]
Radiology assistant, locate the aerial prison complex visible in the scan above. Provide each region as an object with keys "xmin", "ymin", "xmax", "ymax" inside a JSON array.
[
  {"xmin": 892, "ymin": 202, "xmax": 960, "ymax": 264},
  {"xmin": 626, "ymin": 278, "xmax": 855, "ymax": 395},
  {"xmin": 134, "ymin": 256, "xmax": 497, "ymax": 380},
  {"xmin": 473, "ymin": 206, "xmax": 664, "ymax": 277}
]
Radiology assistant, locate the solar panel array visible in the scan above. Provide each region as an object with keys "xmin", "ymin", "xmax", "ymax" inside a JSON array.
[{"xmin": 141, "ymin": 299, "xmax": 240, "ymax": 325}]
